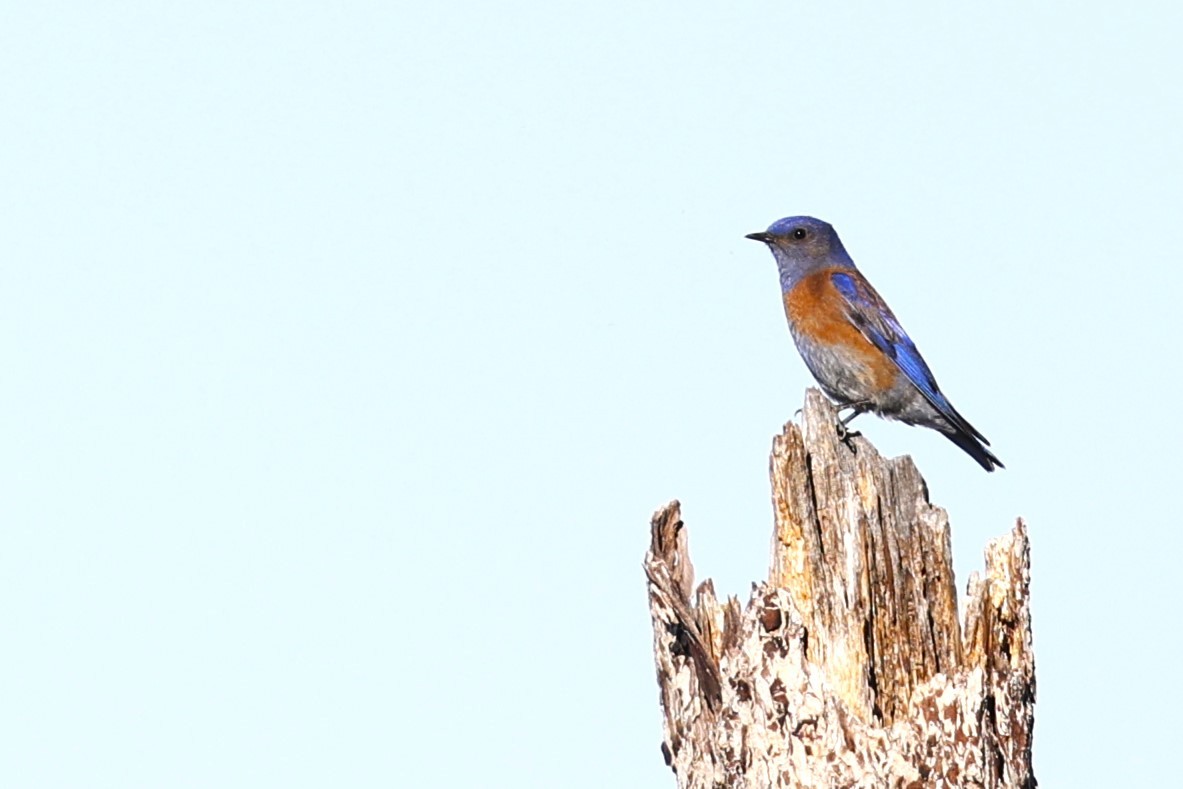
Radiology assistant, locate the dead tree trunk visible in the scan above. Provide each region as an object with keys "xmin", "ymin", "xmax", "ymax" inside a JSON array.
[{"xmin": 645, "ymin": 390, "xmax": 1034, "ymax": 788}]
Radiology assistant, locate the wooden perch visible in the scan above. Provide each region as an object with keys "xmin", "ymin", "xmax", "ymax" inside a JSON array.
[{"xmin": 645, "ymin": 389, "xmax": 1034, "ymax": 788}]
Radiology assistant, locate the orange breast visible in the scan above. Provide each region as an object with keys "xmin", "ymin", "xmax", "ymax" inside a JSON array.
[{"xmin": 783, "ymin": 270, "xmax": 897, "ymax": 391}]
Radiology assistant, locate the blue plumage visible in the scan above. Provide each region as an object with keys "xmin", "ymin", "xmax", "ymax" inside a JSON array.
[{"xmin": 746, "ymin": 216, "xmax": 1002, "ymax": 471}]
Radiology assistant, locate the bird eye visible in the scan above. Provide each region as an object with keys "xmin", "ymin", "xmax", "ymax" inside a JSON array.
[{"xmin": 792, "ymin": 228, "xmax": 807, "ymax": 240}]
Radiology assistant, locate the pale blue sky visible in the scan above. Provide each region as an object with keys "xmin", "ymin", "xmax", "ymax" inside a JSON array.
[{"xmin": 2, "ymin": 2, "xmax": 1180, "ymax": 786}]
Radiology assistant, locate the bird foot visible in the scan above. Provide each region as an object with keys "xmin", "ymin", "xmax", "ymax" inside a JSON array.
[
  {"xmin": 835, "ymin": 420, "xmax": 861, "ymax": 450},
  {"xmin": 834, "ymin": 401, "xmax": 869, "ymax": 451}
]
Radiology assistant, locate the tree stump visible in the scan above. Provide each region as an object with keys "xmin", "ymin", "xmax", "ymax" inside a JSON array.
[{"xmin": 645, "ymin": 390, "xmax": 1034, "ymax": 788}]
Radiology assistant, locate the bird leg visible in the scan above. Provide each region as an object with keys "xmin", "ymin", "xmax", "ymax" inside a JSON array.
[
  {"xmin": 835, "ymin": 401, "xmax": 871, "ymax": 443},
  {"xmin": 837, "ymin": 400, "xmax": 871, "ymax": 424}
]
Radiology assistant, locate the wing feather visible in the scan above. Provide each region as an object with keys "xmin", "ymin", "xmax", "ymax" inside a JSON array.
[{"xmin": 830, "ymin": 271, "xmax": 988, "ymax": 444}]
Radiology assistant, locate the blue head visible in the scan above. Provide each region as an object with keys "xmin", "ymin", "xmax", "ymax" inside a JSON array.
[{"xmin": 746, "ymin": 216, "xmax": 855, "ymax": 292}]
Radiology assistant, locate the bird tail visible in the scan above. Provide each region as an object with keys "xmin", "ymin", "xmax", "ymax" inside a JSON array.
[{"xmin": 942, "ymin": 428, "xmax": 1004, "ymax": 472}]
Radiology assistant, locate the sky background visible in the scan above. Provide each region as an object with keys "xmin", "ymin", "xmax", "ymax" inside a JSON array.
[{"xmin": 2, "ymin": 2, "xmax": 1181, "ymax": 786}]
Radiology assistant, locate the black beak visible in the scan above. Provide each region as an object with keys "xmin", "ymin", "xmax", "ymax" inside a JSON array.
[{"xmin": 745, "ymin": 232, "xmax": 771, "ymax": 243}]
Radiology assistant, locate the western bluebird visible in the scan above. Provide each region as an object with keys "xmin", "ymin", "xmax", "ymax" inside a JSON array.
[{"xmin": 746, "ymin": 216, "xmax": 1003, "ymax": 472}]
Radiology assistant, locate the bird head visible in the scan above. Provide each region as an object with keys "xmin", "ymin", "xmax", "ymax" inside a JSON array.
[{"xmin": 746, "ymin": 216, "xmax": 854, "ymax": 290}]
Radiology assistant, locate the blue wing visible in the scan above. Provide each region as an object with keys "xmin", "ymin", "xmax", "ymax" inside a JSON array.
[{"xmin": 830, "ymin": 271, "xmax": 988, "ymax": 444}]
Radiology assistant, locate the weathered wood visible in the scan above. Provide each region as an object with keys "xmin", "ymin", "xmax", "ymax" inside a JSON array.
[{"xmin": 645, "ymin": 389, "xmax": 1034, "ymax": 788}]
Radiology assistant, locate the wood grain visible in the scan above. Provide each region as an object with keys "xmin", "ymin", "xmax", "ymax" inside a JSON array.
[{"xmin": 645, "ymin": 389, "xmax": 1034, "ymax": 788}]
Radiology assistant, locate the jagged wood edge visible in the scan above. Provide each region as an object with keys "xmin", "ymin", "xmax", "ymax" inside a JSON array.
[{"xmin": 644, "ymin": 391, "xmax": 1034, "ymax": 787}]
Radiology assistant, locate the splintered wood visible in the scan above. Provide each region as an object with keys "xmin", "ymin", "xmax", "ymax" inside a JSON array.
[{"xmin": 644, "ymin": 390, "xmax": 1034, "ymax": 788}]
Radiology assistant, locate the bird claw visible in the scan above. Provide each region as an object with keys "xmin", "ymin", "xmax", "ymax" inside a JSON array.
[
  {"xmin": 834, "ymin": 400, "xmax": 869, "ymax": 451},
  {"xmin": 835, "ymin": 420, "xmax": 861, "ymax": 451}
]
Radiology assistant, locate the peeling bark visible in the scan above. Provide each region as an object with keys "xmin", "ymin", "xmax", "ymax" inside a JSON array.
[{"xmin": 645, "ymin": 390, "xmax": 1034, "ymax": 788}]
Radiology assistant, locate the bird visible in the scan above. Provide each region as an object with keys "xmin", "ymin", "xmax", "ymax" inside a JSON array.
[{"xmin": 746, "ymin": 216, "xmax": 1002, "ymax": 471}]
